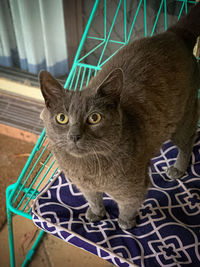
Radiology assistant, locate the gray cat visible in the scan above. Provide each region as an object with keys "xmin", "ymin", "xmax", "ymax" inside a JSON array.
[{"xmin": 39, "ymin": 4, "xmax": 200, "ymax": 230}]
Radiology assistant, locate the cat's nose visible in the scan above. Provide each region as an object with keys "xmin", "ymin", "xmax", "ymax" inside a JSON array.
[{"xmin": 69, "ymin": 134, "xmax": 81, "ymax": 143}]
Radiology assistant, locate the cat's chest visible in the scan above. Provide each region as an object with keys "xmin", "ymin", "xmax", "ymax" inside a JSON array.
[{"xmin": 54, "ymin": 150, "xmax": 117, "ymax": 191}]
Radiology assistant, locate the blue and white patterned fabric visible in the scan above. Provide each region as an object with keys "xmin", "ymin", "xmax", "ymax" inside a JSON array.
[{"xmin": 32, "ymin": 130, "xmax": 200, "ymax": 267}]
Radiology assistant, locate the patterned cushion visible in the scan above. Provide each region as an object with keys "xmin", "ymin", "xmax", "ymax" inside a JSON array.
[{"xmin": 32, "ymin": 130, "xmax": 200, "ymax": 267}]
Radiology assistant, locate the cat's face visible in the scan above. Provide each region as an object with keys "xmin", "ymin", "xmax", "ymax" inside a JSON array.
[{"xmin": 39, "ymin": 69, "xmax": 123, "ymax": 157}]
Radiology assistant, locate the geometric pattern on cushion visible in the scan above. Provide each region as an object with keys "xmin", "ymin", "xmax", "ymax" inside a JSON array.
[{"xmin": 32, "ymin": 130, "xmax": 200, "ymax": 267}]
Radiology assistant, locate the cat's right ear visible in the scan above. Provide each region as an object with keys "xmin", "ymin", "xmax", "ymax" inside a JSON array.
[
  {"xmin": 39, "ymin": 70, "xmax": 65, "ymax": 109},
  {"xmin": 96, "ymin": 68, "xmax": 123, "ymax": 100}
]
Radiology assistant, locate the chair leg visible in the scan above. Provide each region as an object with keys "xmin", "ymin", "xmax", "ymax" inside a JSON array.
[
  {"xmin": 21, "ymin": 230, "xmax": 45, "ymax": 267},
  {"xmin": 6, "ymin": 184, "xmax": 46, "ymax": 266},
  {"xmin": 7, "ymin": 205, "xmax": 16, "ymax": 267}
]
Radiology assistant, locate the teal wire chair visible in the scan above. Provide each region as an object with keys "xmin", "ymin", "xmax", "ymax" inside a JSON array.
[{"xmin": 6, "ymin": 0, "xmax": 197, "ymax": 266}]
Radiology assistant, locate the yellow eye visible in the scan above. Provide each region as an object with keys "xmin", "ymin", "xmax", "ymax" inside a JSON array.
[
  {"xmin": 56, "ymin": 113, "xmax": 69, "ymax": 124},
  {"xmin": 87, "ymin": 113, "xmax": 102, "ymax": 125}
]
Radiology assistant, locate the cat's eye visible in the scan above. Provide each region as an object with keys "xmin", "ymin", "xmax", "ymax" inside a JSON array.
[
  {"xmin": 87, "ymin": 112, "xmax": 102, "ymax": 125},
  {"xmin": 56, "ymin": 113, "xmax": 69, "ymax": 125}
]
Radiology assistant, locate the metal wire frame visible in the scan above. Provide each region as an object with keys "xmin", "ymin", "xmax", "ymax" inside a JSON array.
[
  {"xmin": 6, "ymin": 0, "xmax": 197, "ymax": 266},
  {"xmin": 76, "ymin": 0, "xmax": 197, "ymax": 68}
]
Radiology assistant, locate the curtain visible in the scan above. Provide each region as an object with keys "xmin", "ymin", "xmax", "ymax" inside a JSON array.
[{"xmin": 0, "ymin": 0, "xmax": 68, "ymax": 76}]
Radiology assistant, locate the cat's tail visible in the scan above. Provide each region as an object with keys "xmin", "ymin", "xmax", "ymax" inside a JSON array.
[{"xmin": 168, "ymin": 2, "xmax": 200, "ymax": 50}]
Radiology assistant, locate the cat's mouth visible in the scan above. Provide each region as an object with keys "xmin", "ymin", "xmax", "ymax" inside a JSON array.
[
  {"xmin": 69, "ymin": 149, "xmax": 86, "ymax": 157},
  {"xmin": 67, "ymin": 145, "xmax": 111, "ymax": 158},
  {"xmin": 67, "ymin": 143, "xmax": 89, "ymax": 158},
  {"xmin": 66, "ymin": 140, "xmax": 112, "ymax": 158}
]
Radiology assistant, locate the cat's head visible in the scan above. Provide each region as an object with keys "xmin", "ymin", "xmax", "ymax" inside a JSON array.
[{"xmin": 39, "ymin": 69, "xmax": 123, "ymax": 157}]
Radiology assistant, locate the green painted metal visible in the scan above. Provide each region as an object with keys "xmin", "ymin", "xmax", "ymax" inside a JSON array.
[
  {"xmin": 104, "ymin": 0, "xmax": 107, "ymax": 40},
  {"xmin": 127, "ymin": 0, "xmax": 143, "ymax": 42},
  {"xmin": 78, "ymin": 40, "xmax": 105, "ymax": 63},
  {"xmin": 124, "ymin": 0, "xmax": 127, "ymax": 42},
  {"xmin": 8, "ymin": 128, "xmax": 46, "ymax": 204},
  {"xmin": 151, "ymin": 0, "xmax": 164, "ymax": 36},
  {"xmin": 64, "ymin": 0, "xmax": 100, "ymax": 90},
  {"xmin": 86, "ymin": 36, "xmax": 126, "ymax": 44},
  {"xmin": 7, "ymin": 184, "xmax": 16, "ymax": 267},
  {"xmin": 86, "ymin": 68, "xmax": 92, "ymax": 85},
  {"xmin": 164, "ymin": 0, "xmax": 167, "ymax": 30},
  {"xmin": 74, "ymin": 67, "xmax": 82, "ymax": 91},
  {"xmin": 178, "ymin": 1, "xmax": 185, "ymax": 20},
  {"xmin": 21, "ymin": 230, "xmax": 45, "ymax": 267},
  {"xmin": 97, "ymin": 0, "xmax": 122, "ymax": 67},
  {"xmin": 144, "ymin": 0, "xmax": 147, "ymax": 37},
  {"xmin": 21, "ymin": 158, "xmax": 55, "ymax": 212},
  {"xmin": 6, "ymin": 1, "xmax": 198, "ymax": 266},
  {"xmin": 13, "ymin": 142, "xmax": 49, "ymax": 205},
  {"xmin": 80, "ymin": 67, "xmax": 87, "ymax": 90}
]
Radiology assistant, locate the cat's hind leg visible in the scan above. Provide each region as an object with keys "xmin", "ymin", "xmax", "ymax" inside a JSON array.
[
  {"xmin": 166, "ymin": 137, "xmax": 196, "ymax": 179},
  {"xmin": 82, "ymin": 191, "xmax": 106, "ymax": 222},
  {"xmin": 167, "ymin": 98, "xmax": 198, "ymax": 179}
]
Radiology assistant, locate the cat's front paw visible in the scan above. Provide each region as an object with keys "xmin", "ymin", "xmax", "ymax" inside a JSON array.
[
  {"xmin": 86, "ymin": 207, "xmax": 106, "ymax": 222},
  {"xmin": 166, "ymin": 165, "xmax": 185, "ymax": 179},
  {"xmin": 118, "ymin": 218, "xmax": 136, "ymax": 230}
]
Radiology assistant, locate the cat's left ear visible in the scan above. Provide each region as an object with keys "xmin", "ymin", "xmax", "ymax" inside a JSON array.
[
  {"xmin": 96, "ymin": 68, "xmax": 123, "ymax": 100},
  {"xmin": 39, "ymin": 70, "xmax": 65, "ymax": 109}
]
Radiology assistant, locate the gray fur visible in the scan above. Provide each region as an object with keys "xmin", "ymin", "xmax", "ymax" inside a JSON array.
[{"xmin": 39, "ymin": 4, "xmax": 200, "ymax": 229}]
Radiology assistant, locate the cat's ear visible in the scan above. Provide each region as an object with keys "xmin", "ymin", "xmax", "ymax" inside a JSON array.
[
  {"xmin": 96, "ymin": 68, "xmax": 123, "ymax": 100},
  {"xmin": 39, "ymin": 70, "xmax": 65, "ymax": 109},
  {"xmin": 40, "ymin": 108, "xmax": 45, "ymax": 120}
]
